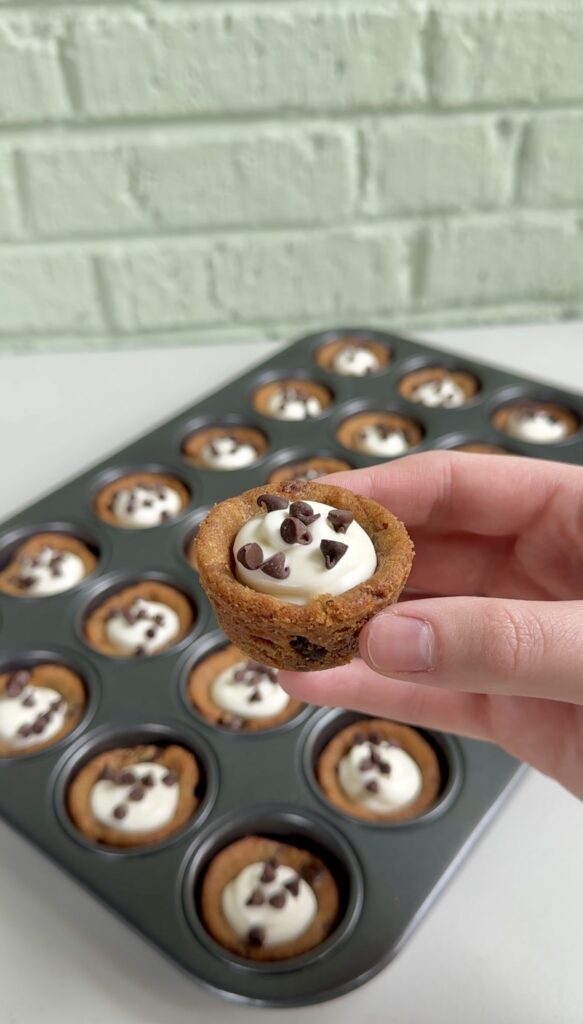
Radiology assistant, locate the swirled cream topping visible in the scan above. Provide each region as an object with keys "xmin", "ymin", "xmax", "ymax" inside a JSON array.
[
  {"xmin": 110, "ymin": 484, "xmax": 182, "ymax": 527},
  {"xmin": 211, "ymin": 660, "xmax": 289, "ymax": 720},
  {"xmin": 104, "ymin": 598, "xmax": 180, "ymax": 655},
  {"xmin": 338, "ymin": 734, "xmax": 422, "ymax": 813},
  {"xmin": 9, "ymin": 545, "xmax": 86, "ymax": 596},
  {"xmin": 410, "ymin": 377, "xmax": 466, "ymax": 408},
  {"xmin": 504, "ymin": 408, "xmax": 569, "ymax": 444},
  {"xmin": 222, "ymin": 858, "xmax": 317, "ymax": 947},
  {"xmin": 358, "ymin": 424, "xmax": 410, "ymax": 457},
  {"xmin": 201, "ymin": 435, "xmax": 259, "ymax": 470},
  {"xmin": 266, "ymin": 386, "xmax": 322, "ymax": 421},
  {"xmin": 234, "ymin": 496, "xmax": 376, "ymax": 604},
  {"xmin": 90, "ymin": 761, "xmax": 179, "ymax": 833},
  {"xmin": 332, "ymin": 346, "xmax": 380, "ymax": 377},
  {"xmin": 0, "ymin": 671, "xmax": 67, "ymax": 749}
]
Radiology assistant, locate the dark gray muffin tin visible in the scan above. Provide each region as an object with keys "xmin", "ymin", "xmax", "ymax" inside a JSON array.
[{"xmin": 1, "ymin": 327, "xmax": 581, "ymax": 1008}]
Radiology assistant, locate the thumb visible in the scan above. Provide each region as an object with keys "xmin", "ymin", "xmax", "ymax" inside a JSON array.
[{"xmin": 360, "ymin": 597, "xmax": 583, "ymax": 704}]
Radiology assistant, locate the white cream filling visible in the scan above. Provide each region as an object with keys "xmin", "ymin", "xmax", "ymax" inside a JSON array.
[
  {"xmin": 0, "ymin": 684, "xmax": 66, "ymax": 748},
  {"xmin": 266, "ymin": 389, "xmax": 322, "ymax": 421},
  {"xmin": 332, "ymin": 346, "xmax": 380, "ymax": 376},
  {"xmin": 90, "ymin": 761, "xmax": 179, "ymax": 834},
  {"xmin": 409, "ymin": 377, "xmax": 467, "ymax": 408},
  {"xmin": 104, "ymin": 598, "xmax": 180, "ymax": 655},
  {"xmin": 111, "ymin": 484, "xmax": 182, "ymax": 527},
  {"xmin": 201, "ymin": 435, "xmax": 259, "ymax": 470},
  {"xmin": 357, "ymin": 424, "xmax": 410, "ymax": 457},
  {"xmin": 13, "ymin": 545, "xmax": 86, "ymax": 596},
  {"xmin": 338, "ymin": 740, "xmax": 423, "ymax": 814},
  {"xmin": 211, "ymin": 661, "xmax": 289, "ymax": 720},
  {"xmin": 504, "ymin": 409, "xmax": 569, "ymax": 444},
  {"xmin": 234, "ymin": 499, "xmax": 377, "ymax": 605},
  {"xmin": 221, "ymin": 862, "xmax": 317, "ymax": 946}
]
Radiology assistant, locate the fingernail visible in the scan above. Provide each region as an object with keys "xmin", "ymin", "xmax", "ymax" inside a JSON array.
[{"xmin": 364, "ymin": 612, "xmax": 435, "ymax": 674}]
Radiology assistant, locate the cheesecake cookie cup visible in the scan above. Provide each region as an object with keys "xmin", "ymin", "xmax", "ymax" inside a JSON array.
[
  {"xmin": 183, "ymin": 425, "xmax": 268, "ymax": 471},
  {"xmin": 200, "ymin": 836, "xmax": 339, "ymax": 961},
  {"xmin": 315, "ymin": 336, "xmax": 391, "ymax": 377},
  {"xmin": 398, "ymin": 366, "xmax": 479, "ymax": 408},
  {"xmin": 196, "ymin": 480, "xmax": 413, "ymax": 671},
  {"xmin": 85, "ymin": 580, "xmax": 194, "ymax": 657},
  {"xmin": 267, "ymin": 456, "xmax": 351, "ymax": 485},
  {"xmin": 95, "ymin": 472, "xmax": 190, "ymax": 528},
  {"xmin": 491, "ymin": 399, "xmax": 579, "ymax": 445},
  {"xmin": 0, "ymin": 664, "xmax": 86, "ymax": 757},
  {"xmin": 0, "ymin": 533, "xmax": 97, "ymax": 598}
]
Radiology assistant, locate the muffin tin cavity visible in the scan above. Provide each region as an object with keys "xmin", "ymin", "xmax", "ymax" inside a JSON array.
[
  {"xmin": 56, "ymin": 723, "xmax": 216, "ymax": 853},
  {"xmin": 266, "ymin": 451, "xmax": 352, "ymax": 485},
  {"xmin": 0, "ymin": 523, "xmax": 100, "ymax": 599},
  {"xmin": 93, "ymin": 465, "xmax": 191, "ymax": 529},
  {"xmin": 314, "ymin": 330, "xmax": 393, "ymax": 378},
  {"xmin": 336, "ymin": 408, "xmax": 424, "ymax": 457},
  {"xmin": 182, "ymin": 418, "xmax": 269, "ymax": 471},
  {"xmin": 301, "ymin": 709, "xmax": 461, "ymax": 827},
  {"xmin": 81, "ymin": 574, "xmax": 198, "ymax": 659},
  {"xmin": 491, "ymin": 395, "xmax": 581, "ymax": 445},
  {"xmin": 398, "ymin": 364, "xmax": 480, "ymax": 409},
  {"xmin": 182, "ymin": 806, "xmax": 362, "ymax": 970},
  {"xmin": 252, "ymin": 374, "xmax": 333, "ymax": 422}
]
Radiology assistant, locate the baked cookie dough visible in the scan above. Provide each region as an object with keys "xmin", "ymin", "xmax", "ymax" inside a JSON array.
[
  {"xmin": 187, "ymin": 644, "xmax": 302, "ymax": 731},
  {"xmin": 0, "ymin": 664, "xmax": 85, "ymax": 757},
  {"xmin": 267, "ymin": 456, "xmax": 351, "ymax": 485},
  {"xmin": 68, "ymin": 743, "xmax": 199, "ymax": 848},
  {"xmin": 200, "ymin": 836, "xmax": 340, "ymax": 961},
  {"xmin": 491, "ymin": 400, "xmax": 579, "ymax": 445},
  {"xmin": 453, "ymin": 442, "xmax": 511, "ymax": 455},
  {"xmin": 337, "ymin": 412, "xmax": 423, "ymax": 458},
  {"xmin": 315, "ymin": 337, "xmax": 391, "ymax": 377},
  {"xmin": 0, "ymin": 533, "xmax": 97, "ymax": 598},
  {"xmin": 195, "ymin": 480, "xmax": 413, "ymax": 671},
  {"xmin": 84, "ymin": 581, "xmax": 194, "ymax": 657},
  {"xmin": 252, "ymin": 379, "xmax": 332, "ymax": 422},
  {"xmin": 95, "ymin": 472, "xmax": 189, "ymax": 528},
  {"xmin": 183, "ymin": 425, "xmax": 268, "ymax": 471},
  {"xmin": 398, "ymin": 367, "xmax": 479, "ymax": 408},
  {"xmin": 317, "ymin": 719, "xmax": 441, "ymax": 823}
]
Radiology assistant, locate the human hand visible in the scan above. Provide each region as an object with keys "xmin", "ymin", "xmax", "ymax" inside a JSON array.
[{"xmin": 279, "ymin": 451, "xmax": 583, "ymax": 799}]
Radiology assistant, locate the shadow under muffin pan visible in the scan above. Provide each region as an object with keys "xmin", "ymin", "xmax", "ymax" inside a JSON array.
[{"xmin": 0, "ymin": 325, "xmax": 581, "ymax": 1006}]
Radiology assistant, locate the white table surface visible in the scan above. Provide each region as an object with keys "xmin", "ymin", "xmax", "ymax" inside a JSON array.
[{"xmin": 1, "ymin": 321, "xmax": 582, "ymax": 1024}]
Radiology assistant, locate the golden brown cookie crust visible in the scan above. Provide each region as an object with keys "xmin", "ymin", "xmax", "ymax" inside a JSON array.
[
  {"xmin": 491, "ymin": 401, "xmax": 580, "ymax": 440},
  {"xmin": 182, "ymin": 426, "xmax": 268, "ymax": 468},
  {"xmin": 252, "ymin": 379, "xmax": 332, "ymax": 418},
  {"xmin": 67, "ymin": 743, "xmax": 199, "ymax": 847},
  {"xmin": 398, "ymin": 366, "xmax": 479, "ymax": 403},
  {"xmin": 84, "ymin": 580, "xmax": 194, "ymax": 657},
  {"xmin": 187, "ymin": 644, "xmax": 303, "ymax": 731},
  {"xmin": 314, "ymin": 337, "xmax": 391, "ymax": 374},
  {"xmin": 0, "ymin": 664, "xmax": 86, "ymax": 758},
  {"xmin": 95, "ymin": 472, "xmax": 190, "ymax": 527},
  {"xmin": 200, "ymin": 836, "xmax": 340, "ymax": 961},
  {"xmin": 195, "ymin": 480, "xmax": 414, "ymax": 671},
  {"xmin": 453, "ymin": 442, "xmax": 511, "ymax": 454},
  {"xmin": 267, "ymin": 456, "xmax": 351, "ymax": 485},
  {"xmin": 317, "ymin": 719, "xmax": 441, "ymax": 822},
  {"xmin": 0, "ymin": 533, "xmax": 97, "ymax": 598},
  {"xmin": 336, "ymin": 411, "xmax": 423, "ymax": 455}
]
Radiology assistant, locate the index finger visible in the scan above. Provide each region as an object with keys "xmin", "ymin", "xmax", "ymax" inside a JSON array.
[{"xmin": 320, "ymin": 450, "xmax": 583, "ymax": 536}]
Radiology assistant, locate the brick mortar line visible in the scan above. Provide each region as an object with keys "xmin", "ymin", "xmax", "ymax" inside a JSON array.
[{"xmin": 0, "ymin": 208, "xmax": 581, "ymax": 252}]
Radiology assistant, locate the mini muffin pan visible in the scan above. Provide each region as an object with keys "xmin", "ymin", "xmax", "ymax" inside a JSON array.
[{"xmin": 1, "ymin": 327, "xmax": 582, "ymax": 1007}]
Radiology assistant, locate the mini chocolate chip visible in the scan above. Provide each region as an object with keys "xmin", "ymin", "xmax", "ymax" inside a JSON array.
[
  {"xmin": 118, "ymin": 771, "xmax": 136, "ymax": 785},
  {"xmin": 379, "ymin": 762, "xmax": 391, "ymax": 775},
  {"xmin": 160, "ymin": 511, "xmax": 172, "ymax": 523},
  {"xmin": 142, "ymin": 773, "xmax": 155, "ymax": 787},
  {"xmin": 18, "ymin": 576, "xmax": 36, "ymax": 589},
  {"xmin": 163, "ymin": 770, "xmax": 178, "ymax": 786},
  {"xmin": 51, "ymin": 698, "xmax": 64, "ymax": 711},
  {"xmin": 327, "ymin": 509, "xmax": 354, "ymax": 534},
  {"xmin": 113, "ymin": 804, "xmax": 127, "ymax": 820},
  {"xmin": 289, "ymin": 501, "xmax": 320, "ymax": 525},
  {"xmin": 246, "ymin": 887, "xmax": 265, "ymax": 907},
  {"xmin": 143, "ymin": 499, "xmax": 154, "ymax": 508},
  {"xmin": 269, "ymin": 891, "xmax": 286, "ymax": 909},
  {"xmin": 145, "ymin": 627, "xmax": 157, "ymax": 639},
  {"xmin": 260, "ymin": 861, "xmax": 277, "ymax": 884},
  {"xmin": 135, "ymin": 608, "xmax": 148, "ymax": 621},
  {"xmin": 369, "ymin": 731, "xmax": 383, "ymax": 745},
  {"xmin": 248, "ymin": 926, "xmax": 266, "ymax": 947},
  {"xmin": 257, "ymin": 494, "xmax": 289, "ymax": 512},
  {"xmin": 358, "ymin": 757, "xmax": 375, "ymax": 772},
  {"xmin": 22, "ymin": 694, "xmax": 36, "ymax": 708},
  {"xmin": 280, "ymin": 516, "xmax": 312, "ymax": 545},
  {"xmin": 32, "ymin": 719, "xmax": 45, "ymax": 734},
  {"xmin": 320, "ymin": 539, "xmax": 348, "ymax": 569},
  {"xmin": 134, "ymin": 646, "xmax": 147, "ymax": 656},
  {"xmin": 129, "ymin": 784, "xmax": 145, "ymax": 801},
  {"xmin": 247, "ymin": 688, "xmax": 262, "ymax": 703},
  {"xmin": 154, "ymin": 614, "xmax": 165, "ymax": 625},
  {"xmin": 18, "ymin": 724, "xmax": 32, "ymax": 738},
  {"xmin": 261, "ymin": 553, "xmax": 290, "ymax": 579},
  {"xmin": 289, "ymin": 636, "xmax": 328, "ymax": 661},
  {"xmin": 233, "ymin": 667, "xmax": 247, "ymax": 683},
  {"xmin": 237, "ymin": 542, "xmax": 264, "ymax": 570},
  {"xmin": 365, "ymin": 779, "xmax": 379, "ymax": 794},
  {"xmin": 352, "ymin": 730, "xmax": 366, "ymax": 745},
  {"xmin": 285, "ymin": 877, "xmax": 300, "ymax": 897}
]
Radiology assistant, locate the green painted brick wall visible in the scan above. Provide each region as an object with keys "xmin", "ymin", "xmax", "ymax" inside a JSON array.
[{"xmin": 0, "ymin": 0, "xmax": 582, "ymax": 352}]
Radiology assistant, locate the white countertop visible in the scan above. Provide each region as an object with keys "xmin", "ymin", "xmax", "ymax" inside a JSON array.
[{"xmin": 1, "ymin": 321, "xmax": 582, "ymax": 1024}]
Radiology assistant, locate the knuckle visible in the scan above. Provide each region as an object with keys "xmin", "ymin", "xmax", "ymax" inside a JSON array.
[{"xmin": 482, "ymin": 604, "xmax": 547, "ymax": 680}]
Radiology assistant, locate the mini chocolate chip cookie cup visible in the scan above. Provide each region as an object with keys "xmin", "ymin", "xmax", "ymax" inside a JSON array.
[{"xmin": 195, "ymin": 480, "xmax": 414, "ymax": 671}]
